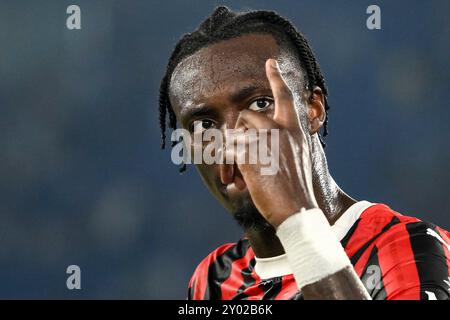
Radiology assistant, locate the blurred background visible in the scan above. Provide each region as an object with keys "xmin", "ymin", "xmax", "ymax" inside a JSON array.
[{"xmin": 0, "ymin": 0, "xmax": 449, "ymax": 299}]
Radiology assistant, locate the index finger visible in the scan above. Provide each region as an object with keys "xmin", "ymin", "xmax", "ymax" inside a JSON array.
[{"xmin": 265, "ymin": 59, "xmax": 298, "ymax": 128}]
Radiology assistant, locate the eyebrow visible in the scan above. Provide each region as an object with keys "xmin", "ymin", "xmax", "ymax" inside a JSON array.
[
  {"xmin": 230, "ymin": 84, "xmax": 261, "ymax": 104},
  {"xmin": 180, "ymin": 104, "xmax": 214, "ymax": 126}
]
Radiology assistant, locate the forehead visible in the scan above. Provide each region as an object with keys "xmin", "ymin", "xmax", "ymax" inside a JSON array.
[{"xmin": 169, "ymin": 33, "xmax": 282, "ymax": 111}]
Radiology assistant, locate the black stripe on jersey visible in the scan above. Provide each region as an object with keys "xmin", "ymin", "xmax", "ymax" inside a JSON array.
[
  {"xmin": 340, "ymin": 218, "xmax": 361, "ymax": 249},
  {"xmin": 360, "ymin": 245, "xmax": 387, "ymax": 300},
  {"xmin": 233, "ymin": 258, "xmax": 256, "ymax": 300},
  {"xmin": 350, "ymin": 216, "xmax": 400, "ymax": 265},
  {"xmin": 261, "ymin": 277, "xmax": 283, "ymax": 300},
  {"xmin": 206, "ymin": 239, "xmax": 251, "ymax": 299},
  {"xmin": 204, "ymin": 273, "xmax": 211, "ymax": 299},
  {"xmin": 406, "ymin": 222, "xmax": 450, "ymax": 300}
]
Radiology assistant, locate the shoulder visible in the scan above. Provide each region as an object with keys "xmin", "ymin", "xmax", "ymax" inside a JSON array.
[
  {"xmin": 346, "ymin": 203, "xmax": 450, "ymax": 300},
  {"xmin": 344, "ymin": 203, "xmax": 450, "ymax": 256},
  {"xmin": 358, "ymin": 203, "xmax": 420, "ymax": 228},
  {"xmin": 355, "ymin": 203, "xmax": 449, "ymax": 250},
  {"xmin": 342, "ymin": 203, "xmax": 419, "ymax": 258}
]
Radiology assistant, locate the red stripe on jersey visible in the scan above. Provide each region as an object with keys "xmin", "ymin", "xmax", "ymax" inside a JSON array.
[
  {"xmin": 376, "ymin": 223, "xmax": 421, "ymax": 300},
  {"xmin": 343, "ymin": 205, "xmax": 394, "ymax": 258},
  {"xmin": 220, "ymin": 245, "xmax": 255, "ymax": 299},
  {"xmin": 343, "ymin": 204, "xmax": 418, "ymax": 258},
  {"xmin": 190, "ymin": 243, "xmax": 235, "ymax": 300},
  {"xmin": 274, "ymin": 275, "xmax": 298, "ymax": 300}
]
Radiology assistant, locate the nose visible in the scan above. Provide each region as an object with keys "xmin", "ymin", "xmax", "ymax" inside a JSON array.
[
  {"xmin": 218, "ymin": 108, "xmax": 240, "ymax": 185},
  {"xmin": 219, "ymin": 135, "xmax": 234, "ymax": 185}
]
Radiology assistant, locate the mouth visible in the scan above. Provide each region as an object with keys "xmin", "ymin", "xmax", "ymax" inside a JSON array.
[{"xmin": 223, "ymin": 165, "xmax": 248, "ymax": 198}]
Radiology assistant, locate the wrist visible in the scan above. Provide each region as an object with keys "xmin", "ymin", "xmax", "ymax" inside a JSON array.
[{"xmin": 275, "ymin": 207, "xmax": 351, "ymax": 290}]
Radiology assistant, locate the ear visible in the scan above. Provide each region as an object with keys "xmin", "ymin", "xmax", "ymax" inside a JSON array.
[{"xmin": 306, "ymin": 86, "xmax": 325, "ymax": 134}]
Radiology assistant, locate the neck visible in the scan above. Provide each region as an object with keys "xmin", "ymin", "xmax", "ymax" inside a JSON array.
[{"xmin": 246, "ymin": 135, "xmax": 357, "ymax": 258}]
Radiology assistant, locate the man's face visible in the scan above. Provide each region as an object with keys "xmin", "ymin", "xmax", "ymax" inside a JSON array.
[{"xmin": 169, "ymin": 33, "xmax": 306, "ymax": 230}]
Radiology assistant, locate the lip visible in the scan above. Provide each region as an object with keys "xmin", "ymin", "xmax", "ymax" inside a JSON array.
[
  {"xmin": 225, "ymin": 170, "xmax": 248, "ymax": 198},
  {"xmin": 225, "ymin": 182, "xmax": 248, "ymax": 199}
]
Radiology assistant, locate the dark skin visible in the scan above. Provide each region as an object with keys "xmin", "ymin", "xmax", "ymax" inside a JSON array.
[{"xmin": 169, "ymin": 33, "xmax": 370, "ymax": 299}]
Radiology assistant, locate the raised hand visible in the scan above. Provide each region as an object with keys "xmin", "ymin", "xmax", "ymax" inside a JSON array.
[{"xmin": 233, "ymin": 59, "xmax": 319, "ymax": 228}]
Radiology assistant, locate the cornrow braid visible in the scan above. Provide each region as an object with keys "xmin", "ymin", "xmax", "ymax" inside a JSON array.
[{"xmin": 159, "ymin": 6, "xmax": 331, "ymax": 171}]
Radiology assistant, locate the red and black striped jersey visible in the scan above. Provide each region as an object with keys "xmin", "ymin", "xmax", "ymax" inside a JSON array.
[{"xmin": 187, "ymin": 202, "xmax": 450, "ymax": 300}]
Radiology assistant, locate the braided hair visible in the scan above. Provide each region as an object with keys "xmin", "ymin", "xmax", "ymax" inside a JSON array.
[{"xmin": 159, "ymin": 6, "xmax": 330, "ymax": 165}]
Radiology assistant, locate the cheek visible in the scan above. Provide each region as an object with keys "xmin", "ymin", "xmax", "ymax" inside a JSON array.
[{"xmin": 195, "ymin": 163, "xmax": 220, "ymax": 190}]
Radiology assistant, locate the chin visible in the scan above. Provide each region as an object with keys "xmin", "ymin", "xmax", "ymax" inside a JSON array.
[{"xmin": 231, "ymin": 199, "xmax": 272, "ymax": 231}]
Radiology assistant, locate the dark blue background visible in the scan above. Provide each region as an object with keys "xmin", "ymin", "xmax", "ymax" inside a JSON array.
[{"xmin": 0, "ymin": 0, "xmax": 449, "ymax": 298}]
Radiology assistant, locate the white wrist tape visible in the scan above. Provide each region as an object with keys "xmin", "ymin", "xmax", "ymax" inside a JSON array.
[{"xmin": 276, "ymin": 208, "xmax": 351, "ymax": 290}]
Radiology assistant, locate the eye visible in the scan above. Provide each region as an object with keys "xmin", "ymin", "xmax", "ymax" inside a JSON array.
[
  {"xmin": 248, "ymin": 97, "xmax": 274, "ymax": 112},
  {"xmin": 190, "ymin": 119, "xmax": 215, "ymax": 134}
]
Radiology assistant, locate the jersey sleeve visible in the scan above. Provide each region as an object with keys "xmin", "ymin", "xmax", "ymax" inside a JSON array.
[{"xmin": 361, "ymin": 221, "xmax": 450, "ymax": 300}]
